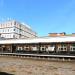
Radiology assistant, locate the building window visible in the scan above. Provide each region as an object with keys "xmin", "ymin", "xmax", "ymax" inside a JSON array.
[
  {"xmin": 13, "ymin": 35, "xmax": 15, "ymax": 38},
  {"xmin": 42, "ymin": 48, "xmax": 45, "ymax": 51},
  {"xmin": 40, "ymin": 47, "xmax": 46, "ymax": 51},
  {"xmin": 11, "ymin": 23, "xmax": 12, "ymax": 26},
  {"xmin": 73, "ymin": 48, "xmax": 75, "ymax": 50},
  {"xmin": 26, "ymin": 48, "xmax": 29, "ymax": 50},
  {"xmin": 58, "ymin": 45, "xmax": 67, "ymax": 51},
  {"xmin": 17, "ymin": 47, "xmax": 23, "ymax": 50},
  {"xmin": 61, "ymin": 48, "xmax": 63, "ymax": 50},
  {"xmin": 26, "ymin": 45, "xmax": 28, "ymax": 47},
  {"xmin": 59, "ymin": 48, "xmax": 60, "ymax": 50},
  {"xmin": 14, "ymin": 21, "xmax": 16, "ymax": 25},
  {"xmin": 3, "ymin": 30, "xmax": 4, "ymax": 32},
  {"xmin": 33, "ymin": 45, "xmax": 35, "ymax": 47},
  {"xmin": 72, "ymin": 44, "xmax": 75, "ymax": 46},
  {"xmin": 70, "ymin": 45, "xmax": 75, "ymax": 51},
  {"xmin": 13, "ymin": 29, "xmax": 15, "ymax": 31},
  {"xmin": 8, "ymin": 29, "xmax": 9, "ymax": 32},
  {"xmin": 64, "ymin": 48, "xmax": 66, "ymax": 50}
]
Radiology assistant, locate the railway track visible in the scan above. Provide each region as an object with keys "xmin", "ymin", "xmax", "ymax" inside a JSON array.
[{"xmin": 0, "ymin": 53, "xmax": 75, "ymax": 61}]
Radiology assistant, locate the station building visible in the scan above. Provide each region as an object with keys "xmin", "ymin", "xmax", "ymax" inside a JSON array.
[{"xmin": 0, "ymin": 35, "xmax": 75, "ymax": 54}]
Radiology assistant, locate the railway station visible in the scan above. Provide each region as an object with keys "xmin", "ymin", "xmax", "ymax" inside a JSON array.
[{"xmin": 0, "ymin": 21, "xmax": 75, "ymax": 59}]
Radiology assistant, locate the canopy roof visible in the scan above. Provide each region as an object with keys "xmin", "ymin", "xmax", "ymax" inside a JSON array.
[{"xmin": 0, "ymin": 36, "xmax": 75, "ymax": 44}]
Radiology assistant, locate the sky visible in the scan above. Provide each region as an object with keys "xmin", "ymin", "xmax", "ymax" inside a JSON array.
[{"xmin": 0, "ymin": 0, "xmax": 75, "ymax": 36}]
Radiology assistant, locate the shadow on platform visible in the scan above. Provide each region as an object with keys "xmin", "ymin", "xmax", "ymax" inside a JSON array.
[{"xmin": 0, "ymin": 72, "xmax": 14, "ymax": 75}]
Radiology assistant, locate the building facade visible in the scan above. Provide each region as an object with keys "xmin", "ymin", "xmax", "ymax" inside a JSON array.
[
  {"xmin": 48, "ymin": 32, "xmax": 66, "ymax": 37},
  {"xmin": 0, "ymin": 20, "xmax": 37, "ymax": 39},
  {"xmin": 48, "ymin": 32, "xmax": 75, "ymax": 37}
]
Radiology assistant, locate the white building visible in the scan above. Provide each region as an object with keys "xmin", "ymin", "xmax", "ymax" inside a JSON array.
[{"xmin": 0, "ymin": 20, "xmax": 37, "ymax": 39}]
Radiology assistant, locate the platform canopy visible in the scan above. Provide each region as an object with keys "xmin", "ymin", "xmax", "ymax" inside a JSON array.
[{"xmin": 0, "ymin": 36, "xmax": 75, "ymax": 44}]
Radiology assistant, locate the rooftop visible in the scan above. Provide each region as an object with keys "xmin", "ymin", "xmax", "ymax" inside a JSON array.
[{"xmin": 0, "ymin": 36, "xmax": 75, "ymax": 44}]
